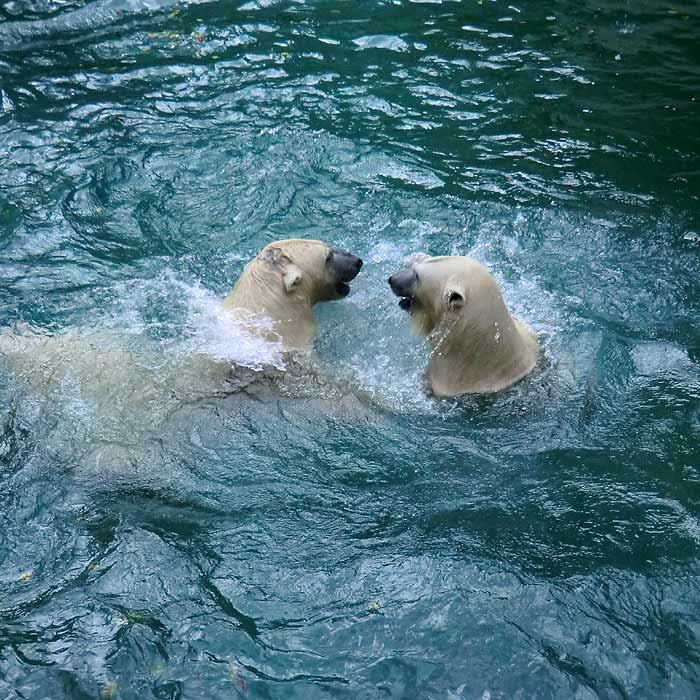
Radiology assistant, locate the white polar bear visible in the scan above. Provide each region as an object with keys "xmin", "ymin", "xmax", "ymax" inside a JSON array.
[
  {"xmin": 223, "ymin": 239, "xmax": 363, "ymax": 352},
  {"xmin": 388, "ymin": 255, "xmax": 539, "ymax": 396},
  {"xmin": 0, "ymin": 239, "xmax": 363, "ymax": 438},
  {"xmin": 0, "ymin": 239, "xmax": 363, "ymax": 391},
  {"xmin": 0, "ymin": 239, "xmax": 365, "ymax": 481}
]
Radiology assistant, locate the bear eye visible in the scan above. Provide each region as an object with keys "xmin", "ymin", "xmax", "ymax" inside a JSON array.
[{"xmin": 325, "ymin": 251, "xmax": 333, "ymax": 263}]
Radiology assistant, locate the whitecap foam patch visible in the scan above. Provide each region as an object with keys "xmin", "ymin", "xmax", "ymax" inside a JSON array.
[{"xmin": 346, "ymin": 343, "xmax": 438, "ymax": 415}]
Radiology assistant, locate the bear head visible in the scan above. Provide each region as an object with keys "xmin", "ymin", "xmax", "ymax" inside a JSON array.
[
  {"xmin": 388, "ymin": 255, "xmax": 510, "ymax": 338},
  {"xmin": 255, "ymin": 239, "xmax": 363, "ymax": 304}
]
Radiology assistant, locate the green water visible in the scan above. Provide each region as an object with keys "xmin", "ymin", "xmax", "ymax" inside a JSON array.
[{"xmin": 1, "ymin": 1, "xmax": 699, "ymax": 698}]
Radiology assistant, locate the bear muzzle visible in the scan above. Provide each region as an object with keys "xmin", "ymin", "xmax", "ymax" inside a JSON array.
[
  {"xmin": 388, "ymin": 268, "xmax": 418, "ymax": 311},
  {"xmin": 329, "ymin": 249, "xmax": 363, "ymax": 297}
]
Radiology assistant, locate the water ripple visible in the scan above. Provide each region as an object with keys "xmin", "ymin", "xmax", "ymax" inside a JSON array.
[{"xmin": 1, "ymin": 1, "xmax": 699, "ymax": 698}]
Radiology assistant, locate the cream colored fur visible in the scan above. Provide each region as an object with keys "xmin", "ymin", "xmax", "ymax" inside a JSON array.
[
  {"xmin": 222, "ymin": 239, "xmax": 344, "ymax": 352},
  {"xmin": 402, "ymin": 256, "xmax": 539, "ymax": 396}
]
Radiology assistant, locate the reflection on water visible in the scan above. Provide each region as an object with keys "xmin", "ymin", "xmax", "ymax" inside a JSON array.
[{"xmin": 1, "ymin": 1, "xmax": 700, "ymax": 698}]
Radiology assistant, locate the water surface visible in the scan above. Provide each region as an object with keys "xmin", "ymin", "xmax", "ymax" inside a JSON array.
[{"xmin": 1, "ymin": 1, "xmax": 699, "ymax": 698}]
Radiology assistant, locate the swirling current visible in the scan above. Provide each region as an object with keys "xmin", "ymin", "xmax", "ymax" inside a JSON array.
[{"xmin": 1, "ymin": 1, "xmax": 699, "ymax": 698}]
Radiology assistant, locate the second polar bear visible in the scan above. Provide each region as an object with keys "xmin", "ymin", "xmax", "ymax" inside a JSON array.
[
  {"xmin": 223, "ymin": 239, "xmax": 363, "ymax": 352},
  {"xmin": 388, "ymin": 255, "xmax": 539, "ymax": 396}
]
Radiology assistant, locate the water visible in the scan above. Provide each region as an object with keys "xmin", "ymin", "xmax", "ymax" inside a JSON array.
[{"xmin": 1, "ymin": 1, "xmax": 699, "ymax": 698}]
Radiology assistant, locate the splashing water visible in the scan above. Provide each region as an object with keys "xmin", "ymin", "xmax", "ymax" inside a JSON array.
[{"xmin": 1, "ymin": 1, "xmax": 700, "ymax": 699}]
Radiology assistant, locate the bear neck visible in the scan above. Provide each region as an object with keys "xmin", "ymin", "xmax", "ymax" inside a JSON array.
[
  {"xmin": 426, "ymin": 311, "xmax": 538, "ymax": 396},
  {"xmin": 222, "ymin": 268, "xmax": 317, "ymax": 351}
]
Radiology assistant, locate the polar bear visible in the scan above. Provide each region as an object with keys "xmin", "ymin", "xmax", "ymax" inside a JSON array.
[
  {"xmin": 0, "ymin": 240, "xmax": 363, "ymax": 404},
  {"xmin": 388, "ymin": 255, "xmax": 539, "ymax": 396},
  {"xmin": 0, "ymin": 239, "xmax": 364, "ymax": 480},
  {"xmin": 223, "ymin": 239, "xmax": 363, "ymax": 352}
]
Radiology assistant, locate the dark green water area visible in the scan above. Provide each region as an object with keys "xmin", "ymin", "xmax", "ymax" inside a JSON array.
[{"xmin": 1, "ymin": 0, "xmax": 699, "ymax": 698}]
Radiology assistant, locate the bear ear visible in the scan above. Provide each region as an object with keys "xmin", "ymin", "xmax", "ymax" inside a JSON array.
[
  {"xmin": 444, "ymin": 286, "xmax": 465, "ymax": 310},
  {"xmin": 282, "ymin": 265, "xmax": 303, "ymax": 294}
]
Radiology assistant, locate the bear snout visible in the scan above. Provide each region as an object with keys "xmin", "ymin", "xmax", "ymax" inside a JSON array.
[
  {"xmin": 330, "ymin": 249, "xmax": 363, "ymax": 282},
  {"xmin": 388, "ymin": 268, "xmax": 417, "ymax": 298}
]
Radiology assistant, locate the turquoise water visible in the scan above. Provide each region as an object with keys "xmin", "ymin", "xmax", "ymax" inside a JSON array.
[{"xmin": 1, "ymin": 1, "xmax": 700, "ymax": 698}]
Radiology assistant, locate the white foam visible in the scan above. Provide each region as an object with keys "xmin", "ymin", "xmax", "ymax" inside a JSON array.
[
  {"xmin": 630, "ymin": 342, "xmax": 697, "ymax": 378},
  {"xmin": 100, "ymin": 272, "xmax": 285, "ymax": 370},
  {"xmin": 173, "ymin": 279, "xmax": 285, "ymax": 369}
]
